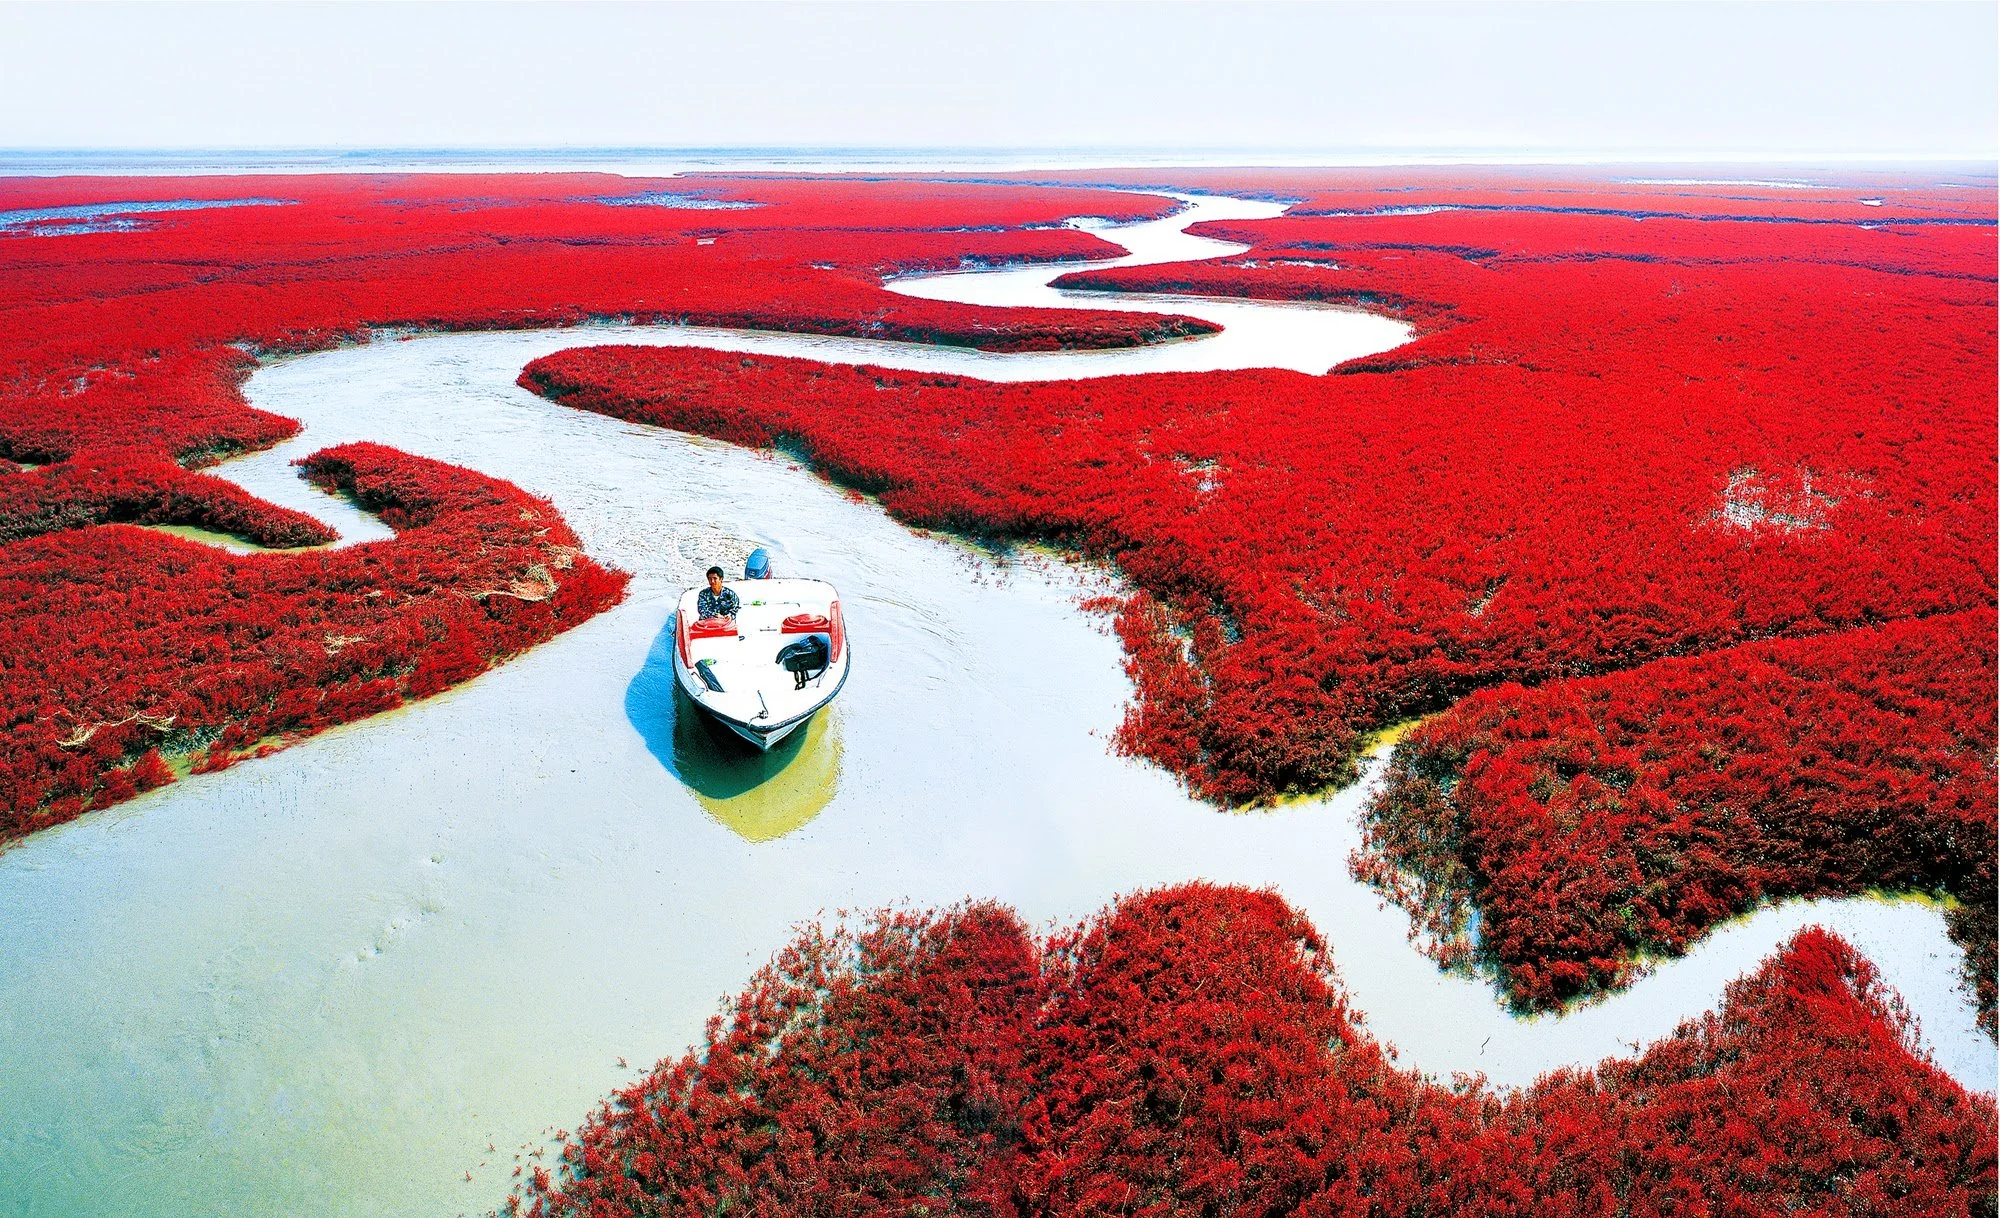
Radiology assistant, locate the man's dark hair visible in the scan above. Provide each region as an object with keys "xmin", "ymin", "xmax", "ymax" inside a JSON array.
[{"xmin": 706, "ymin": 566, "xmax": 725, "ymax": 580}]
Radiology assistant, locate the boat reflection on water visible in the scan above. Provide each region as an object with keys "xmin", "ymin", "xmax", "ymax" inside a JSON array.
[{"xmin": 626, "ymin": 615, "xmax": 841, "ymax": 841}]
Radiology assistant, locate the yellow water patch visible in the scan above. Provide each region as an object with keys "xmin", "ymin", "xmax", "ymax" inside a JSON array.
[
  {"xmin": 1236, "ymin": 716, "xmax": 1443, "ymax": 812},
  {"xmin": 1363, "ymin": 715, "xmax": 1432, "ymax": 759},
  {"xmin": 1860, "ymin": 887, "xmax": 1961, "ymax": 913},
  {"xmin": 670, "ymin": 694, "xmax": 842, "ymax": 842},
  {"xmin": 137, "ymin": 524, "xmax": 278, "ymax": 555}
]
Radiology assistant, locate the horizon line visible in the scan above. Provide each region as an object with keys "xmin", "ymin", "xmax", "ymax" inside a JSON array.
[
  {"xmin": 2, "ymin": 145, "xmax": 1994, "ymax": 162},
  {"xmin": 1, "ymin": 147, "xmax": 1994, "ymax": 180}
]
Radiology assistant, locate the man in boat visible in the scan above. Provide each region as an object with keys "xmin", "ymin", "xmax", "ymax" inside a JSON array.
[{"xmin": 697, "ymin": 566, "xmax": 740, "ymax": 621}]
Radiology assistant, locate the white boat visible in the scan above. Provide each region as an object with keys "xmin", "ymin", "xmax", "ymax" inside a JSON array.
[{"xmin": 672, "ymin": 576, "xmax": 850, "ymax": 751}]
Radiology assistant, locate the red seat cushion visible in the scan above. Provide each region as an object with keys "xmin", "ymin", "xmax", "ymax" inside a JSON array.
[{"xmin": 688, "ymin": 616, "xmax": 738, "ymax": 639}]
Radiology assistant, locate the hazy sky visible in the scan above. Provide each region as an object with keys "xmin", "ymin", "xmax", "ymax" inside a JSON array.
[{"xmin": 4, "ymin": 1, "xmax": 1995, "ymax": 158}]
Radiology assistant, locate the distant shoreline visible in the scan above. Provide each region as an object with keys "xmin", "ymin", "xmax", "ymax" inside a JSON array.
[{"xmin": 2, "ymin": 147, "xmax": 1994, "ymax": 178}]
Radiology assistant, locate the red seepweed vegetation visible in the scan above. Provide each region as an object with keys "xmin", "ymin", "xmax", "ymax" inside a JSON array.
[
  {"xmin": 1354, "ymin": 609, "xmax": 1998, "ymax": 1026},
  {"xmin": 0, "ymin": 442, "xmax": 626, "ymax": 836},
  {"xmin": 508, "ymin": 883, "xmax": 1997, "ymax": 1217},
  {"xmin": 0, "ymin": 173, "xmax": 1208, "ymax": 836},
  {"xmin": 6, "ymin": 168, "xmax": 1995, "ymax": 1108}
]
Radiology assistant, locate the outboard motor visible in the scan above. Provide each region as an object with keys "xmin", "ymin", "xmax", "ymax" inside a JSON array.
[
  {"xmin": 744, "ymin": 548, "xmax": 772, "ymax": 580},
  {"xmin": 775, "ymin": 634, "xmax": 830, "ymax": 689}
]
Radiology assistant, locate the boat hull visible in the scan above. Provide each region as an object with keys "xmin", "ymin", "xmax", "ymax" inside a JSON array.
[
  {"xmin": 704, "ymin": 703, "xmax": 816, "ymax": 751},
  {"xmin": 730, "ymin": 715, "xmax": 802, "ymax": 751}
]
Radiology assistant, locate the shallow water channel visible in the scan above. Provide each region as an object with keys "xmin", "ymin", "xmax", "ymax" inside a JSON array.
[{"xmin": 0, "ymin": 196, "xmax": 1988, "ymax": 1218}]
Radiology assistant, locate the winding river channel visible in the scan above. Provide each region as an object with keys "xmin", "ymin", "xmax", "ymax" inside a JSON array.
[{"xmin": 0, "ymin": 195, "xmax": 1989, "ymax": 1218}]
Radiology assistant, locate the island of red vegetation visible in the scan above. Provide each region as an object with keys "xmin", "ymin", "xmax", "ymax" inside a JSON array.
[
  {"xmin": 517, "ymin": 169, "xmax": 1996, "ymax": 1022},
  {"xmin": 0, "ymin": 173, "xmax": 1205, "ymax": 839},
  {"xmin": 507, "ymin": 884, "xmax": 1996, "ymax": 1217},
  {"xmin": 1353, "ymin": 609, "xmax": 1997, "ymax": 1028}
]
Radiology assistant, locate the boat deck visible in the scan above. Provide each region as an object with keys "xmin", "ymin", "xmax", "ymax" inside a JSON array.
[{"xmin": 675, "ymin": 578, "xmax": 846, "ymax": 741}]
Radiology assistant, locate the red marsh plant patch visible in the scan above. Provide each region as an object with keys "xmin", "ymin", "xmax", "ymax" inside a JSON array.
[
  {"xmin": 507, "ymin": 883, "xmax": 1997, "ymax": 1217},
  {"xmin": 0, "ymin": 442, "xmax": 628, "ymax": 836},
  {"xmin": 1354, "ymin": 609, "xmax": 1998, "ymax": 1029}
]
